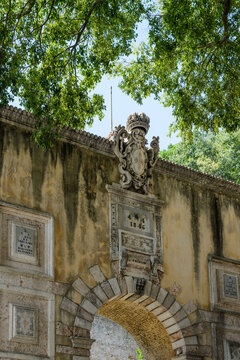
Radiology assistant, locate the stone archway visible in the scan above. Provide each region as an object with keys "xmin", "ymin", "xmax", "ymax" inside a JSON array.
[
  {"xmin": 97, "ymin": 297, "xmax": 173, "ymax": 360},
  {"xmin": 58, "ymin": 265, "xmax": 205, "ymax": 359}
]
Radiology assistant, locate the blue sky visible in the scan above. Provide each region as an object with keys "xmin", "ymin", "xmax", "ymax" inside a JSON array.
[
  {"xmin": 84, "ymin": 19, "xmax": 180, "ymax": 150},
  {"xmin": 85, "ymin": 76, "xmax": 179, "ymax": 150}
]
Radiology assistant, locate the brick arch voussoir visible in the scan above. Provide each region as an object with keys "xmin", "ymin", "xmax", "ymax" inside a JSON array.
[{"xmin": 57, "ymin": 265, "xmax": 205, "ymax": 359}]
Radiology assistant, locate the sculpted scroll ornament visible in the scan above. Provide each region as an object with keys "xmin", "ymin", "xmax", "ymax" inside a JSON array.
[{"xmin": 113, "ymin": 113, "xmax": 159, "ymax": 194}]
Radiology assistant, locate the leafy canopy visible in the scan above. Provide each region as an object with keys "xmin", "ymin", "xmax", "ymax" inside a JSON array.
[
  {"xmin": 160, "ymin": 129, "xmax": 240, "ymax": 184},
  {"xmin": 0, "ymin": 0, "xmax": 149, "ymax": 147},
  {"xmin": 1, "ymin": 0, "xmax": 240, "ymax": 147},
  {"xmin": 118, "ymin": 0, "xmax": 240, "ymax": 137}
]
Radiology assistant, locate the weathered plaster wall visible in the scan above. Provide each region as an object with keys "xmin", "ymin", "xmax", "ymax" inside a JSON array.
[
  {"xmin": 1, "ymin": 119, "xmax": 240, "ymax": 309},
  {"xmin": 1, "ymin": 113, "xmax": 240, "ymax": 359},
  {"xmin": 0, "ymin": 121, "xmax": 119, "ymax": 286},
  {"xmin": 221, "ymin": 197, "xmax": 240, "ymax": 260},
  {"xmin": 153, "ymin": 172, "xmax": 240, "ymax": 310}
]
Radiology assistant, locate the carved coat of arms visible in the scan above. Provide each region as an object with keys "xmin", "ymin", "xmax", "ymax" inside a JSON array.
[{"xmin": 113, "ymin": 113, "xmax": 159, "ymax": 194}]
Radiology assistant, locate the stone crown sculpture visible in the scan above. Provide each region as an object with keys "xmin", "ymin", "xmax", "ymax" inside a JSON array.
[
  {"xmin": 113, "ymin": 113, "xmax": 159, "ymax": 194},
  {"xmin": 126, "ymin": 112, "xmax": 150, "ymax": 134}
]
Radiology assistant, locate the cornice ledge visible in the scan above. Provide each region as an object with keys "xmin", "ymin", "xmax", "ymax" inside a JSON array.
[
  {"xmin": 106, "ymin": 183, "xmax": 164, "ymax": 207},
  {"xmin": 155, "ymin": 157, "xmax": 240, "ymax": 198},
  {"xmin": 0, "ymin": 105, "xmax": 114, "ymax": 156}
]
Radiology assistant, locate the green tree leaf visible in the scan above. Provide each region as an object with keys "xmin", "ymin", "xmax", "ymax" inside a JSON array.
[{"xmin": 160, "ymin": 129, "xmax": 240, "ymax": 184}]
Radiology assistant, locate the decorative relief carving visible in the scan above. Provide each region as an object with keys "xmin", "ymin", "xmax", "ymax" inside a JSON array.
[
  {"xmin": 120, "ymin": 205, "xmax": 153, "ymax": 237},
  {"xmin": 113, "ymin": 113, "xmax": 159, "ymax": 194},
  {"xmin": 121, "ymin": 231, "xmax": 154, "ymax": 255},
  {"xmin": 0, "ymin": 288, "xmax": 55, "ymax": 359},
  {"xmin": 16, "ymin": 225, "xmax": 35, "ymax": 256},
  {"xmin": 0, "ymin": 202, "xmax": 53, "ymax": 277},
  {"xmin": 223, "ymin": 274, "xmax": 238, "ymax": 299},
  {"xmin": 107, "ymin": 184, "xmax": 164, "ymax": 285},
  {"xmin": 134, "ymin": 278, "xmax": 146, "ymax": 295},
  {"xmin": 155, "ymin": 215, "xmax": 162, "ymax": 260},
  {"xmin": 209, "ymin": 256, "xmax": 240, "ymax": 313},
  {"xmin": 126, "ymin": 251, "xmax": 151, "ymax": 272},
  {"xmin": 9, "ymin": 304, "xmax": 38, "ymax": 343},
  {"xmin": 224, "ymin": 340, "xmax": 240, "ymax": 360},
  {"xmin": 169, "ymin": 282, "xmax": 182, "ymax": 297},
  {"xmin": 110, "ymin": 203, "xmax": 119, "ymax": 259}
]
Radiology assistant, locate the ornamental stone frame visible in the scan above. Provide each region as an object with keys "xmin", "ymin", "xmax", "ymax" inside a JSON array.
[
  {"xmin": 58, "ymin": 264, "xmax": 211, "ymax": 360},
  {"xmin": 0, "ymin": 201, "xmax": 54, "ymax": 278},
  {"xmin": 0, "ymin": 274, "xmax": 55, "ymax": 360},
  {"xmin": 209, "ymin": 255, "xmax": 240, "ymax": 313},
  {"xmin": 212, "ymin": 325, "xmax": 240, "ymax": 360},
  {"xmin": 106, "ymin": 183, "xmax": 164, "ymax": 285}
]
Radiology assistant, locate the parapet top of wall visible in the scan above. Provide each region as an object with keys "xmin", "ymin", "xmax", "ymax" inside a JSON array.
[{"xmin": 1, "ymin": 105, "xmax": 240, "ymax": 199}]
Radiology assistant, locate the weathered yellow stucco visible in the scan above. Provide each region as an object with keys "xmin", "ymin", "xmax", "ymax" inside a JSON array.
[{"xmin": 1, "ymin": 111, "xmax": 240, "ymax": 360}]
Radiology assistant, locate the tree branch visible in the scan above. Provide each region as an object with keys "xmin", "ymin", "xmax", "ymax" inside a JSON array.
[
  {"xmin": 198, "ymin": 0, "xmax": 231, "ymax": 50},
  {"xmin": 18, "ymin": 0, "xmax": 36, "ymax": 19},
  {"xmin": 39, "ymin": 0, "xmax": 55, "ymax": 30},
  {"xmin": 54, "ymin": 0, "xmax": 101, "ymax": 59},
  {"xmin": 72, "ymin": 0, "xmax": 101, "ymax": 50},
  {"xmin": 222, "ymin": 0, "xmax": 231, "ymax": 38},
  {"xmin": 0, "ymin": 0, "xmax": 12, "ymax": 59}
]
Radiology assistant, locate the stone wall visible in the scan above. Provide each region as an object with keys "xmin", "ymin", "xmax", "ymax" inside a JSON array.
[{"xmin": 0, "ymin": 107, "xmax": 240, "ymax": 359}]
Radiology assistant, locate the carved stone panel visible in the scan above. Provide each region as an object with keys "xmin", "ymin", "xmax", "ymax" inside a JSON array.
[
  {"xmin": 110, "ymin": 203, "xmax": 119, "ymax": 260},
  {"xmin": 15, "ymin": 225, "xmax": 36, "ymax": 256},
  {"xmin": 209, "ymin": 256, "xmax": 240, "ymax": 312},
  {"xmin": 224, "ymin": 340, "xmax": 240, "ymax": 360},
  {"xmin": 120, "ymin": 231, "xmax": 154, "ymax": 255},
  {"xmin": 120, "ymin": 205, "xmax": 153, "ymax": 237},
  {"xmin": 223, "ymin": 274, "xmax": 238, "ymax": 300},
  {"xmin": 9, "ymin": 223, "xmax": 38, "ymax": 265},
  {"xmin": 9, "ymin": 304, "xmax": 38, "ymax": 344},
  {"xmin": 214, "ymin": 326, "xmax": 240, "ymax": 360},
  {"xmin": 0, "ymin": 288, "xmax": 54, "ymax": 359},
  {"xmin": 0, "ymin": 201, "xmax": 53, "ymax": 277},
  {"xmin": 107, "ymin": 184, "xmax": 164, "ymax": 284}
]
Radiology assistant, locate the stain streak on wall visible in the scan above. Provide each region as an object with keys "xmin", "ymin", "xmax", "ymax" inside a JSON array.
[
  {"xmin": 0, "ymin": 122, "xmax": 5, "ymax": 181},
  {"xmin": 210, "ymin": 194, "xmax": 223, "ymax": 256},
  {"xmin": 190, "ymin": 188, "xmax": 200, "ymax": 282},
  {"xmin": 61, "ymin": 142, "xmax": 82, "ymax": 261},
  {"xmin": 30, "ymin": 143, "xmax": 49, "ymax": 209}
]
